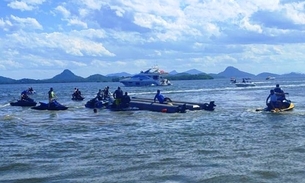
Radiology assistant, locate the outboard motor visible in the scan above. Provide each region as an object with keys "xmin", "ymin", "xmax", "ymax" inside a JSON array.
[
  {"xmin": 178, "ymin": 104, "xmax": 187, "ymax": 113},
  {"xmin": 203, "ymin": 101, "xmax": 216, "ymax": 111}
]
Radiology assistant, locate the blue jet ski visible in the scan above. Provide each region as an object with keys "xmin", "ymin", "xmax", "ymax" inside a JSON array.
[
  {"xmin": 32, "ymin": 100, "xmax": 68, "ymax": 110},
  {"xmin": 10, "ymin": 99, "xmax": 37, "ymax": 107},
  {"xmin": 72, "ymin": 96, "xmax": 84, "ymax": 101},
  {"xmin": 85, "ymin": 98, "xmax": 110, "ymax": 109}
]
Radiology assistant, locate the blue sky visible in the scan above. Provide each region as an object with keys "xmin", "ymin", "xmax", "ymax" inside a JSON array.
[{"xmin": 0, "ymin": 0, "xmax": 305, "ymax": 79}]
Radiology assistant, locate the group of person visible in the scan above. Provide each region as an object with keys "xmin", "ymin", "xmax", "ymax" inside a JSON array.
[
  {"xmin": 96, "ymin": 86, "xmax": 110, "ymax": 100},
  {"xmin": 266, "ymin": 84, "xmax": 287, "ymax": 110},
  {"xmin": 19, "ymin": 85, "xmax": 172, "ymax": 111},
  {"xmin": 88, "ymin": 86, "xmax": 131, "ymax": 109},
  {"xmin": 72, "ymin": 88, "xmax": 83, "ymax": 100},
  {"xmin": 112, "ymin": 87, "xmax": 131, "ymax": 108},
  {"xmin": 89, "ymin": 87, "xmax": 172, "ymax": 109}
]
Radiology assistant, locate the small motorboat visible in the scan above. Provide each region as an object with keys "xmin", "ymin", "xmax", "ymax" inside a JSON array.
[
  {"xmin": 10, "ymin": 99, "xmax": 37, "ymax": 107},
  {"xmin": 266, "ymin": 76, "xmax": 275, "ymax": 80},
  {"xmin": 32, "ymin": 100, "xmax": 68, "ymax": 110},
  {"xmin": 230, "ymin": 77, "xmax": 236, "ymax": 83},
  {"xmin": 235, "ymin": 78, "xmax": 255, "ymax": 87}
]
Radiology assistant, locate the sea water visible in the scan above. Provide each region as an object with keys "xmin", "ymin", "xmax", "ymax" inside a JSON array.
[{"xmin": 1, "ymin": 78, "xmax": 305, "ymax": 183}]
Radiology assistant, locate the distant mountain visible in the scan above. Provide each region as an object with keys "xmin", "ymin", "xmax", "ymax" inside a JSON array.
[
  {"xmin": 169, "ymin": 70, "xmax": 179, "ymax": 75},
  {"xmin": 46, "ymin": 69, "xmax": 84, "ymax": 82},
  {"xmin": 281, "ymin": 72, "xmax": 305, "ymax": 77},
  {"xmin": 183, "ymin": 69, "xmax": 204, "ymax": 75},
  {"xmin": 218, "ymin": 66, "xmax": 255, "ymax": 78},
  {"xmin": 208, "ymin": 73, "xmax": 225, "ymax": 78},
  {"xmin": 167, "ymin": 73, "xmax": 213, "ymax": 80},
  {"xmin": 0, "ymin": 76, "xmax": 16, "ymax": 84},
  {"xmin": 256, "ymin": 72, "xmax": 279, "ymax": 78},
  {"xmin": 106, "ymin": 72, "xmax": 131, "ymax": 77},
  {"xmin": 17, "ymin": 78, "xmax": 39, "ymax": 84},
  {"xmin": 85, "ymin": 74, "xmax": 111, "ymax": 82}
]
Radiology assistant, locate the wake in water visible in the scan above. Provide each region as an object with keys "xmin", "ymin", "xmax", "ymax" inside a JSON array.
[{"xmin": 0, "ymin": 103, "xmax": 10, "ymax": 108}]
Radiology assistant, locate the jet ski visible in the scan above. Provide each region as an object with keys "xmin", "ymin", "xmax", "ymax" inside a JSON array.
[
  {"xmin": 85, "ymin": 98, "xmax": 110, "ymax": 109},
  {"xmin": 31, "ymin": 100, "xmax": 68, "ymax": 110},
  {"xmin": 10, "ymin": 99, "xmax": 37, "ymax": 107},
  {"xmin": 256, "ymin": 99, "xmax": 294, "ymax": 113}
]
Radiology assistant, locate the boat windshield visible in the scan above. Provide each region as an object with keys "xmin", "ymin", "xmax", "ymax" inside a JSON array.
[{"xmin": 131, "ymin": 75, "xmax": 151, "ymax": 79}]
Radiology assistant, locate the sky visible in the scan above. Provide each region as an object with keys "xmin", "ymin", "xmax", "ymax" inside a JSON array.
[{"xmin": 0, "ymin": 0, "xmax": 305, "ymax": 79}]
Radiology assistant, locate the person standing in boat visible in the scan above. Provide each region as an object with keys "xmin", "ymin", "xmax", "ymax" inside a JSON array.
[
  {"xmin": 48, "ymin": 87, "xmax": 56, "ymax": 103},
  {"xmin": 154, "ymin": 90, "xmax": 172, "ymax": 104},
  {"xmin": 113, "ymin": 87, "xmax": 123, "ymax": 107}
]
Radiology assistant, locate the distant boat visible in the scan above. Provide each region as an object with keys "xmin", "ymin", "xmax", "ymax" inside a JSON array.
[
  {"xmin": 120, "ymin": 67, "xmax": 172, "ymax": 87},
  {"xmin": 230, "ymin": 77, "xmax": 236, "ymax": 83},
  {"xmin": 235, "ymin": 78, "xmax": 256, "ymax": 87},
  {"xmin": 266, "ymin": 76, "xmax": 275, "ymax": 80}
]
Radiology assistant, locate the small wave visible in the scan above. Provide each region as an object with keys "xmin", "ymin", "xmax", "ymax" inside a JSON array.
[
  {"xmin": 0, "ymin": 103, "xmax": 10, "ymax": 108},
  {"xmin": 1, "ymin": 115, "xmax": 23, "ymax": 122}
]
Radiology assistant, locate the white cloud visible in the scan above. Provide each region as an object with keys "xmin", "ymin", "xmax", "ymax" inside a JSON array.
[
  {"xmin": 10, "ymin": 15, "xmax": 43, "ymax": 30},
  {"xmin": 0, "ymin": 60, "xmax": 23, "ymax": 69},
  {"xmin": 75, "ymin": 29, "xmax": 106, "ymax": 39},
  {"xmin": 67, "ymin": 18, "xmax": 88, "ymax": 28},
  {"xmin": 7, "ymin": 0, "xmax": 46, "ymax": 11},
  {"xmin": 48, "ymin": 34, "xmax": 113, "ymax": 56},
  {"xmin": 0, "ymin": 18, "xmax": 13, "ymax": 30},
  {"xmin": 90, "ymin": 60, "xmax": 112, "ymax": 67},
  {"xmin": 8, "ymin": 1, "xmax": 34, "ymax": 11},
  {"xmin": 284, "ymin": 2, "xmax": 305, "ymax": 24},
  {"xmin": 79, "ymin": 8, "xmax": 89, "ymax": 17},
  {"xmin": 55, "ymin": 5, "xmax": 71, "ymax": 18},
  {"xmin": 5, "ymin": 30, "xmax": 114, "ymax": 57},
  {"xmin": 71, "ymin": 61, "xmax": 87, "ymax": 67},
  {"xmin": 79, "ymin": 0, "xmax": 105, "ymax": 10},
  {"xmin": 240, "ymin": 17, "xmax": 263, "ymax": 33}
]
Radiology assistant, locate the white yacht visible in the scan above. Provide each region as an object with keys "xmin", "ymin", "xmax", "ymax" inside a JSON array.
[{"xmin": 120, "ymin": 67, "xmax": 172, "ymax": 87}]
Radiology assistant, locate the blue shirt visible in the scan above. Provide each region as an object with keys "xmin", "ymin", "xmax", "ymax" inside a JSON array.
[
  {"xmin": 154, "ymin": 93, "xmax": 165, "ymax": 103},
  {"xmin": 21, "ymin": 90, "xmax": 27, "ymax": 95},
  {"xmin": 270, "ymin": 94, "xmax": 277, "ymax": 102}
]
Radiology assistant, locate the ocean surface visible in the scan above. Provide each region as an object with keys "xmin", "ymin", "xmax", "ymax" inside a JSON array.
[{"xmin": 1, "ymin": 78, "xmax": 305, "ymax": 183}]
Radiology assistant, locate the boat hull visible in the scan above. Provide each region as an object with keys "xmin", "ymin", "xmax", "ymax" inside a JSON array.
[
  {"xmin": 10, "ymin": 100, "xmax": 37, "ymax": 107},
  {"xmin": 271, "ymin": 102, "xmax": 294, "ymax": 113},
  {"xmin": 85, "ymin": 99, "xmax": 109, "ymax": 109},
  {"xmin": 235, "ymin": 83, "xmax": 255, "ymax": 87},
  {"xmin": 32, "ymin": 101, "xmax": 68, "ymax": 110},
  {"xmin": 129, "ymin": 97, "xmax": 215, "ymax": 113},
  {"xmin": 72, "ymin": 96, "xmax": 84, "ymax": 101},
  {"xmin": 120, "ymin": 80, "xmax": 171, "ymax": 87},
  {"xmin": 256, "ymin": 102, "xmax": 294, "ymax": 113}
]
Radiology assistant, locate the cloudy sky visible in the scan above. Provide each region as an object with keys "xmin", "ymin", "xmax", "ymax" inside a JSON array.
[{"xmin": 0, "ymin": 0, "xmax": 304, "ymax": 79}]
